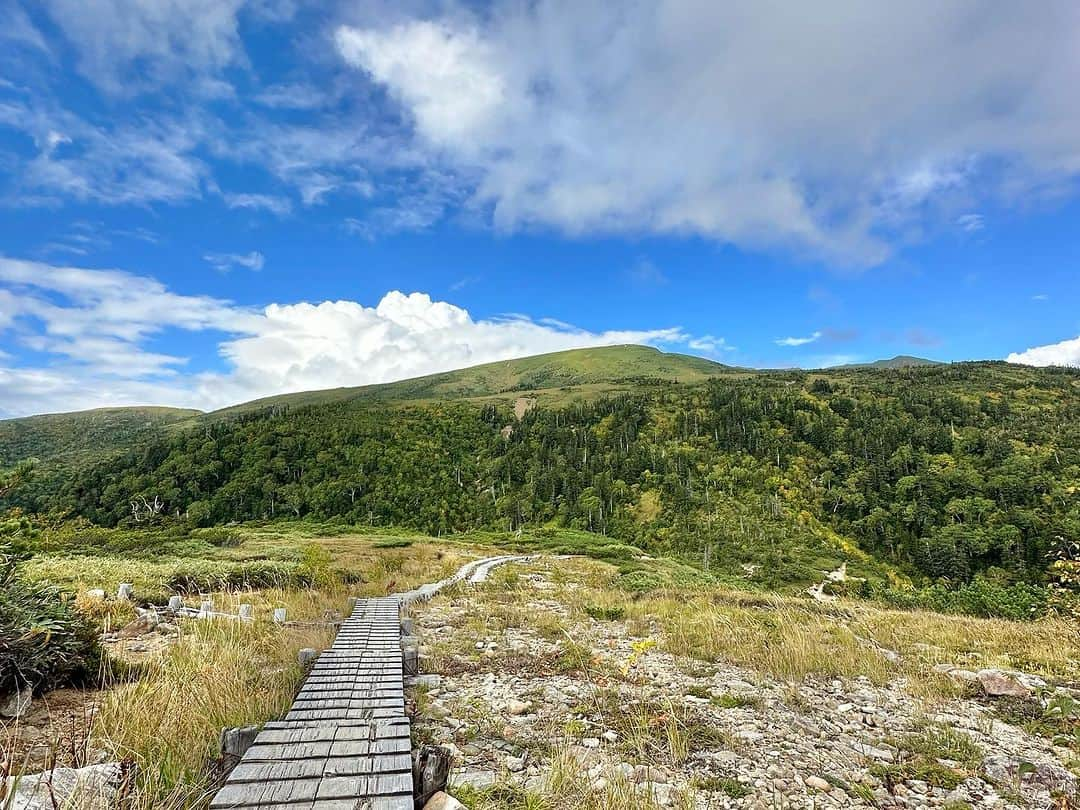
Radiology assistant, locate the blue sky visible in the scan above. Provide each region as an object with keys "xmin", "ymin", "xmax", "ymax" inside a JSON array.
[{"xmin": 1, "ymin": 1, "xmax": 1079, "ymax": 417}]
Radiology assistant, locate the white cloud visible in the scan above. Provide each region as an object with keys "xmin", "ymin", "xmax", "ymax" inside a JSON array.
[
  {"xmin": 40, "ymin": 0, "xmax": 247, "ymax": 95},
  {"xmin": 687, "ymin": 335, "xmax": 734, "ymax": 354},
  {"xmin": 203, "ymin": 250, "xmax": 265, "ymax": 272},
  {"xmin": 956, "ymin": 213, "xmax": 985, "ymax": 233},
  {"xmin": 0, "ymin": 257, "xmax": 711, "ymax": 417},
  {"xmin": 1032, "ymin": 294, "xmax": 1050, "ymax": 302},
  {"xmin": 223, "ymin": 192, "xmax": 293, "ymax": 216},
  {"xmin": 0, "ymin": 98, "xmax": 208, "ymax": 206},
  {"xmin": 336, "ymin": 22, "xmax": 505, "ymax": 149},
  {"xmin": 775, "ymin": 331, "xmax": 823, "ymax": 347},
  {"xmin": 336, "ymin": 2, "xmax": 1080, "ymax": 263},
  {"xmin": 1007, "ymin": 336, "xmax": 1080, "ymax": 368}
]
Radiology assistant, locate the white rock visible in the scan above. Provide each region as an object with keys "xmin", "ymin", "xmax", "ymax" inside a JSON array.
[
  {"xmin": 4, "ymin": 763, "xmax": 126, "ymax": 809},
  {"xmin": 806, "ymin": 775, "xmax": 831, "ymax": 791},
  {"xmin": 977, "ymin": 669, "xmax": 1031, "ymax": 698},
  {"xmin": 507, "ymin": 699, "xmax": 532, "ymax": 716},
  {"xmin": 422, "ymin": 791, "xmax": 466, "ymax": 810}
]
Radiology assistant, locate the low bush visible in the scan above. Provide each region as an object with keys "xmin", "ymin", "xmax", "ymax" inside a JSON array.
[
  {"xmin": 583, "ymin": 604, "xmax": 626, "ymax": 621},
  {"xmin": 616, "ymin": 570, "xmax": 665, "ymax": 594},
  {"xmin": 0, "ymin": 551, "xmax": 100, "ymax": 696},
  {"xmin": 869, "ymin": 576, "xmax": 1048, "ymax": 620}
]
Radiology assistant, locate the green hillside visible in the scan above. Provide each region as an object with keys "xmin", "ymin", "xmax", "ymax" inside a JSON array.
[
  {"xmin": 0, "ymin": 406, "xmax": 200, "ymax": 467},
  {"xmin": 840, "ymin": 355, "xmax": 944, "ymax": 370},
  {"xmin": 209, "ymin": 344, "xmax": 737, "ymax": 417},
  {"xmin": 5, "ymin": 356, "xmax": 1078, "ymax": 611}
]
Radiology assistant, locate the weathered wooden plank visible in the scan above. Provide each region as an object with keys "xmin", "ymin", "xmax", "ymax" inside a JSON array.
[{"xmin": 210, "ymin": 596, "xmax": 415, "ymax": 810}]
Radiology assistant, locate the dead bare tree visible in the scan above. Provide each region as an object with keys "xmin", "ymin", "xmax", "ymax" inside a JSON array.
[{"xmin": 130, "ymin": 494, "xmax": 164, "ymax": 522}]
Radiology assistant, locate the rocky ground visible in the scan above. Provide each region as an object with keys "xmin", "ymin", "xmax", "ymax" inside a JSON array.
[{"xmin": 409, "ymin": 562, "xmax": 1079, "ymax": 810}]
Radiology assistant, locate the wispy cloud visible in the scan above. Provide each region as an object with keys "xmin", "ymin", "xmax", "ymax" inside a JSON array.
[
  {"xmin": 956, "ymin": 213, "xmax": 985, "ymax": 232},
  {"xmin": 687, "ymin": 335, "xmax": 735, "ymax": 354},
  {"xmin": 449, "ymin": 275, "xmax": 481, "ymax": 292},
  {"xmin": 627, "ymin": 258, "xmax": 668, "ymax": 286},
  {"xmin": 1032, "ymin": 293, "xmax": 1050, "ymax": 302},
  {"xmin": 775, "ymin": 331, "xmax": 823, "ymax": 347},
  {"xmin": 203, "ymin": 251, "xmax": 265, "ymax": 273},
  {"xmin": 223, "ymin": 193, "xmax": 293, "ymax": 216}
]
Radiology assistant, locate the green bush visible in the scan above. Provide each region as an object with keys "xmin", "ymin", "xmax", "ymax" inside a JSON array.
[
  {"xmin": 0, "ymin": 554, "xmax": 100, "ymax": 696},
  {"xmin": 583, "ymin": 604, "xmax": 626, "ymax": 621},
  {"xmin": 616, "ymin": 570, "xmax": 665, "ymax": 594},
  {"xmin": 870, "ymin": 576, "xmax": 1048, "ymax": 620}
]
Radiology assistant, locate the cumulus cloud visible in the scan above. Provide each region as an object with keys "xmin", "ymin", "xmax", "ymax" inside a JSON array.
[
  {"xmin": 337, "ymin": 1, "xmax": 1080, "ymax": 263},
  {"xmin": 1007, "ymin": 336, "xmax": 1080, "ymax": 368},
  {"xmin": 0, "ymin": 257, "xmax": 706, "ymax": 417},
  {"xmin": 203, "ymin": 250, "xmax": 265, "ymax": 273},
  {"xmin": 776, "ymin": 332, "xmax": 823, "ymax": 347}
]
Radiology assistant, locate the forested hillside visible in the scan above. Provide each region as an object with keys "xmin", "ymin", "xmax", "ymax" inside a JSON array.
[{"xmin": 5, "ymin": 357, "xmax": 1078, "ymax": 596}]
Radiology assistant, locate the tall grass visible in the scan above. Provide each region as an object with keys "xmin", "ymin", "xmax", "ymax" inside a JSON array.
[{"xmin": 94, "ymin": 614, "xmax": 334, "ymax": 808}]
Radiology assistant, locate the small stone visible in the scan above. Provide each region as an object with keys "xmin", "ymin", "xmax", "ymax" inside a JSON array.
[
  {"xmin": 505, "ymin": 755, "xmax": 526, "ymax": 773},
  {"xmin": 602, "ymin": 730, "xmax": 618, "ymax": 743},
  {"xmin": 507, "ymin": 699, "xmax": 532, "ymax": 716},
  {"xmin": 423, "ymin": 791, "xmax": 466, "ymax": 810},
  {"xmin": 806, "ymin": 775, "xmax": 831, "ymax": 792},
  {"xmin": 1, "ymin": 688, "xmax": 32, "ymax": 719},
  {"xmin": 977, "ymin": 669, "xmax": 1030, "ymax": 698},
  {"xmin": 581, "ymin": 737, "xmax": 600, "ymax": 748}
]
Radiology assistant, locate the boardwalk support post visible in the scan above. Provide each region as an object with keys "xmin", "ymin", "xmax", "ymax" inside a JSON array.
[
  {"xmin": 297, "ymin": 647, "xmax": 318, "ymax": 667},
  {"xmin": 412, "ymin": 745, "xmax": 452, "ymax": 808},
  {"xmin": 272, "ymin": 607, "xmax": 286, "ymax": 624},
  {"xmin": 219, "ymin": 725, "xmax": 260, "ymax": 772}
]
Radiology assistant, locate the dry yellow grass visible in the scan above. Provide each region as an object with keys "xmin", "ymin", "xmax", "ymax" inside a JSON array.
[
  {"xmin": 543, "ymin": 559, "xmax": 1080, "ymax": 698},
  {"xmin": 93, "ymin": 609, "xmax": 335, "ymax": 808}
]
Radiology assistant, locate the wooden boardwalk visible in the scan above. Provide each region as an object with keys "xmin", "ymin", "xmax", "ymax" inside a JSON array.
[
  {"xmin": 209, "ymin": 555, "xmax": 533, "ymax": 810},
  {"xmin": 209, "ymin": 597, "xmax": 414, "ymax": 809}
]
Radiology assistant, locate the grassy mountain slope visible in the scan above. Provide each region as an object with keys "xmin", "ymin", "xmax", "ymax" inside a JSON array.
[
  {"xmin": 0, "ymin": 406, "xmax": 198, "ymax": 468},
  {"xmin": 0, "ymin": 406, "xmax": 199, "ymax": 467},
  {"xmin": 209, "ymin": 344, "xmax": 738, "ymax": 418},
  {"xmin": 840, "ymin": 355, "xmax": 944, "ymax": 369}
]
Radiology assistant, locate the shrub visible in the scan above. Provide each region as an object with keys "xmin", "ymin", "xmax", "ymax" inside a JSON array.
[
  {"xmin": 584, "ymin": 604, "xmax": 626, "ymax": 621},
  {"xmin": 0, "ymin": 552, "xmax": 100, "ymax": 696},
  {"xmin": 616, "ymin": 570, "xmax": 665, "ymax": 594},
  {"xmin": 869, "ymin": 576, "xmax": 1048, "ymax": 620}
]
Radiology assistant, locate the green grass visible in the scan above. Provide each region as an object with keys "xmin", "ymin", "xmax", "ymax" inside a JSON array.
[{"xmin": 207, "ymin": 344, "xmax": 737, "ymax": 417}]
